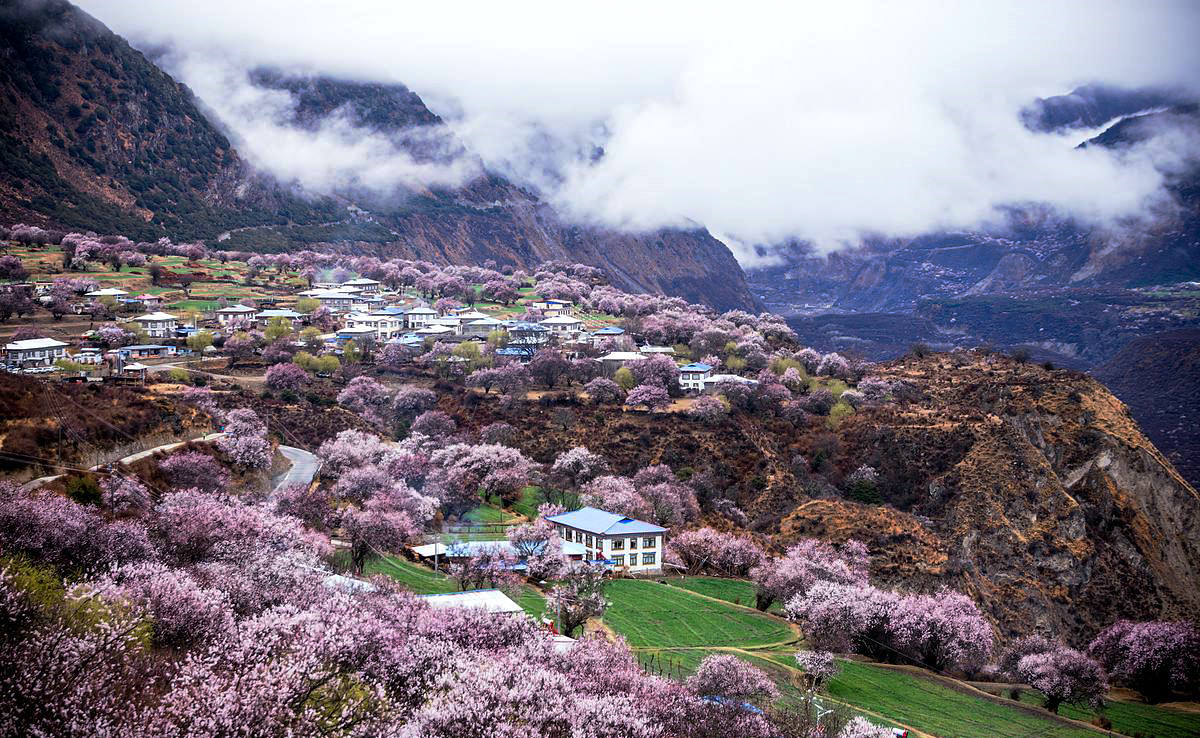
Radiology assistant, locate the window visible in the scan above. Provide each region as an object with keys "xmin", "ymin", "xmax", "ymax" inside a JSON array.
[
  {"xmin": 628, "ymin": 538, "xmax": 638, "ymax": 549},
  {"xmin": 611, "ymin": 539, "xmax": 624, "ymax": 550},
  {"xmin": 587, "ymin": 535, "xmax": 594, "ymax": 547},
  {"xmin": 643, "ymin": 536, "xmax": 656, "ymax": 548},
  {"xmin": 613, "ymin": 555, "xmax": 625, "ymax": 566},
  {"xmin": 642, "ymin": 552, "xmax": 657, "ymax": 566}
]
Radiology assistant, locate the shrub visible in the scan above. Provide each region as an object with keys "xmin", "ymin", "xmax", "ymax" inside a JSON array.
[
  {"xmin": 65, "ymin": 475, "xmax": 102, "ymax": 506},
  {"xmin": 844, "ymin": 465, "xmax": 881, "ymax": 503}
]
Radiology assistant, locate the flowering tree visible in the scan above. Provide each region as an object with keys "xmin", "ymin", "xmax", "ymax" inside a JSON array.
[
  {"xmin": 668, "ymin": 528, "xmax": 764, "ymax": 576},
  {"xmin": 580, "ymin": 475, "xmax": 653, "ymax": 521},
  {"xmin": 342, "ymin": 499, "xmax": 419, "ymax": 574},
  {"xmin": 337, "ymin": 376, "xmax": 392, "ymax": 427},
  {"xmin": 158, "ymin": 451, "xmax": 231, "ymax": 495},
  {"xmin": 687, "ymin": 654, "xmax": 780, "ymax": 705},
  {"xmin": 550, "ymin": 446, "xmax": 610, "ymax": 489},
  {"xmin": 625, "ymin": 384, "xmax": 671, "ymax": 412},
  {"xmin": 99, "ymin": 475, "xmax": 151, "ymax": 516},
  {"xmin": 507, "ymin": 518, "xmax": 567, "ymax": 581},
  {"xmin": 785, "ymin": 581, "xmax": 900, "ymax": 657},
  {"xmin": 631, "ymin": 354, "xmax": 680, "ymax": 392},
  {"xmin": 428, "ymin": 443, "xmax": 538, "ymax": 508},
  {"xmin": 795, "ymin": 650, "xmax": 839, "ymax": 691},
  {"xmin": 751, "ymin": 538, "xmax": 870, "ymax": 611},
  {"xmin": 264, "ymin": 362, "xmax": 309, "ymax": 392},
  {"xmin": 391, "ymin": 385, "xmax": 438, "ymax": 422},
  {"xmin": 528, "ymin": 348, "xmax": 570, "ymax": 388},
  {"xmin": 889, "ymin": 590, "xmax": 993, "ymax": 672},
  {"xmin": 410, "ymin": 410, "xmax": 458, "ymax": 438},
  {"xmin": 584, "ymin": 376, "xmax": 625, "ymax": 404},
  {"xmin": 272, "ymin": 483, "xmax": 334, "ymax": 529},
  {"xmin": 445, "ymin": 543, "xmax": 522, "ymax": 592},
  {"xmin": 633, "ymin": 465, "xmax": 699, "ymax": 526},
  {"xmin": 546, "ymin": 563, "xmax": 607, "ymax": 637},
  {"xmin": 478, "ymin": 421, "xmax": 517, "ymax": 446},
  {"xmin": 686, "ymin": 394, "xmax": 728, "ymax": 422},
  {"xmin": 92, "ymin": 562, "xmax": 233, "ymax": 649},
  {"xmin": 1016, "ymin": 646, "xmax": 1108, "ymax": 714},
  {"xmin": 216, "ymin": 408, "xmax": 271, "ymax": 469},
  {"xmin": 1088, "ymin": 620, "xmax": 1200, "ymax": 703}
]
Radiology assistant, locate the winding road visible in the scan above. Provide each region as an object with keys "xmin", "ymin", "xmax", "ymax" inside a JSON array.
[{"xmin": 271, "ymin": 445, "xmax": 321, "ymax": 493}]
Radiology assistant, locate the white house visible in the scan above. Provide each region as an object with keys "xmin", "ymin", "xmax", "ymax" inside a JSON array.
[
  {"xmin": 532, "ymin": 299, "xmax": 574, "ymax": 317},
  {"xmin": 639, "ymin": 344, "xmax": 675, "ymax": 356},
  {"xmin": 311, "ymin": 290, "xmax": 359, "ymax": 313},
  {"xmin": 419, "ymin": 590, "xmax": 525, "ymax": 616},
  {"xmin": 678, "ymin": 362, "xmax": 713, "ymax": 392},
  {"xmin": 254, "ymin": 309, "xmax": 306, "ymax": 329},
  {"xmin": 85, "ymin": 287, "xmax": 128, "ymax": 298},
  {"xmin": 131, "ymin": 311, "xmax": 178, "ymax": 338},
  {"xmin": 590, "ymin": 326, "xmax": 626, "ymax": 348},
  {"xmin": 215, "ymin": 304, "xmax": 257, "ymax": 326},
  {"xmin": 702, "ymin": 373, "xmax": 760, "ymax": 394},
  {"xmin": 133, "ymin": 293, "xmax": 163, "ymax": 309},
  {"xmin": 344, "ymin": 312, "xmax": 405, "ymax": 341},
  {"xmin": 4, "ymin": 337, "xmax": 68, "ymax": 367},
  {"xmin": 598, "ymin": 351, "xmax": 647, "ymax": 374},
  {"xmin": 404, "ymin": 307, "xmax": 437, "ymax": 329},
  {"xmin": 545, "ymin": 507, "xmax": 668, "ymax": 572},
  {"xmin": 539, "ymin": 315, "xmax": 583, "ymax": 336},
  {"xmin": 341, "ymin": 277, "xmax": 382, "ymax": 294},
  {"xmin": 462, "ymin": 316, "xmax": 503, "ymax": 337}
]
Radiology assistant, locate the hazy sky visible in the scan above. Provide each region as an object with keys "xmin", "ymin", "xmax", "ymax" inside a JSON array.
[{"xmin": 78, "ymin": 0, "xmax": 1200, "ymax": 264}]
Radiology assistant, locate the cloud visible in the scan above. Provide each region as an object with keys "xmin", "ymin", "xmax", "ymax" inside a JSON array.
[
  {"xmin": 78, "ymin": 0, "xmax": 1200, "ymax": 264},
  {"xmin": 165, "ymin": 54, "xmax": 481, "ymax": 195}
]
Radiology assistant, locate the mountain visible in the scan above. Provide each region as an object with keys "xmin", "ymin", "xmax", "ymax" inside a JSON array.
[
  {"xmin": 0, "ymin": 0, "xmax": 759, "ymax": 311},
  {"xmin": 439, "ymin": 353, "xmax": 1200, "ymax": 643},
  {"xmin": 1019, "ymin": 83, "xmax": 1190, "ymax": 133},
  {"xmin": 1093, "ymin": 328, "xmax": 1200, "ymax": 488}
]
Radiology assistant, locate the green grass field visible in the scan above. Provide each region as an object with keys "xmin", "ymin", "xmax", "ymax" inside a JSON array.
[
  {"xmin": 366, "ymin": 554, "xmax": 545, "ymax": 618},
  {"xmin": 1013, "ymin": 691, "xmax": 1200, "ymax": 738},
  {"xmin": 462, "ymin": 504, "xmax": 512, "ymax": 524},
  {"xmin": 664, "ymin": 576, "xmax": 784, "ymax": 613},
  {"xmin": 601, "ymin": 579, "xmax": 795, "ymax": 648},
  {"xmin": 757, "ymin": 652, "xmax": 1117, "ymax": 738}
]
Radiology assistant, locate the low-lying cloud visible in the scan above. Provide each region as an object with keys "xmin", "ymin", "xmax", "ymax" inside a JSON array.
[{"xmin": 78, "ymin": 1, "xmax": 1200, "ymax": 264}]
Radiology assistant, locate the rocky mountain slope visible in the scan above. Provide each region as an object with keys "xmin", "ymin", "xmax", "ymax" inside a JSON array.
[
  {"xmin": 0, "ymin": 0, "xmax": 758, "ymax": 310},
  {"xmin": 1093, "ymin": 328, "xmax": 1200, "ymax": 487},
  {"xmin": 446, "ymin": 354, "xmax": 1200, "ymax": 644}
]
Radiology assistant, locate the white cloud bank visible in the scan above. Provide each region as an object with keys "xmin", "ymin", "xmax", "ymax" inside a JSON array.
[{"xmin": 79, "ymin": 0, "xmax": 1200, "ymax": 264}]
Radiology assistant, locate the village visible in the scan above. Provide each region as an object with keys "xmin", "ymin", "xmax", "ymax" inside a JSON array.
[{"xmin": 2, "ymin": 233, "xmax": 1196, "ymax": 738}]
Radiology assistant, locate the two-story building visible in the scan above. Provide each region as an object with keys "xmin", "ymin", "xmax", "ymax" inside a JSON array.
[
  {"xmin": 405, "ymin": 307, "xmax": 437, "ymax": 329},
  {"xmin": 344, "ymin": 312, "xmax": 405, "ymax": 341},
  {"xmin": 545, "ymin": 506, "xmax": 668, "ymax": 572},
  {"xmin": 678, "ymin": 362, "xmax": 713, "ymax": 393},
  {"xmin": 539, "ymin": 315, "xmax": 584, "ymax": 337},
  {"xmin": 341, "ymin": 277, "xmax": 382, "ymax": 295},
  {"xmin": 131, "ymin": 311, "xmax": 178, "ymax": 339},
  {"xmin": 214, "ymin": 304, "xmax": 258, "ymax": 327},
  {"xmin": 311, "ymin": 290, "xmax": 359, "ymax": 313},
  {"xmin": 4, "ymin": 337, "xmax": 68, "ymax": 368},
  {"xmin": 531, "ymin": 299, "xmax": 574, "ymax": 317}
]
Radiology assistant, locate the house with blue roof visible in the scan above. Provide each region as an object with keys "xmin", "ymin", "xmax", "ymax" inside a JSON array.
[
  {"xmin": 678, "ymin": 362, "xmax": 713, "ymax": 392},
  {"xmin": 544, "ymin": 506, "xmax": 668, "ymax": 572}
]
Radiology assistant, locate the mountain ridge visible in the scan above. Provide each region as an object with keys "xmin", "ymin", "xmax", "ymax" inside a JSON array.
[{"xmin": 0, "ymin": 0, "xmax": 760, "ymax": 311}]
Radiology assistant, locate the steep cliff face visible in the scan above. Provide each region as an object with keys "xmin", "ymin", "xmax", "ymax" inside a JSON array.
[
  {"xmin": 777, "ymin": 356, "xmax": 1200, "ymax": 643},
  {"xmin": 0, "ymin": 1, "xmax": 759, "ymax": 311},
  {"xmin": 442, "ymin": 354, "xmax": 1200, "ymax": 644}
]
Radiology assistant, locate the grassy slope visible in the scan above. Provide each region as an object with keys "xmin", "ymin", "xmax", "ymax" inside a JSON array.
[
  {"xmin": 664, "ymin": 576, "xmax": 783, "ymax": 613},
  {"xmin": 1014, "ymin": 692, "xmax": 1200, "ymax": 738},
  {"xmin": 601, "ymin": 579, "xmax": 794, "ymax": 649}
]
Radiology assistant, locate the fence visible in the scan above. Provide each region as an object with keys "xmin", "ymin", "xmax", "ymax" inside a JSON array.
[{"xmin": 639, "ymin": 652, "xmax": 689, "ymax": 681}]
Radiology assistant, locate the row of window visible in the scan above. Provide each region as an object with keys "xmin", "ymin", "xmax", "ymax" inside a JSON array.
[
  {"xmin": 613, "ymin": 553, "xmax": 657, "ymax": 566},
  {"xmin": 560, "ymin": 528, "xmax": 657, "ymax": 550}
]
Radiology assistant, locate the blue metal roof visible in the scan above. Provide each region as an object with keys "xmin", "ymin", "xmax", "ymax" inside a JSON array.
[
  {"xmin": 593, "ymin": 326, "xmax": 626, "ymax": 335},
  {"xmin": 679, "ymin": 362, "xmax": 712, "ymax": 371},
  {"xmin": 545, "ymin": 506, "xmax": 667, "ymax": 535}
]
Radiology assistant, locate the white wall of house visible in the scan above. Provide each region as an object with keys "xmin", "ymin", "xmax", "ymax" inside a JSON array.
[{"xmin": 552, "ymin": 524, "xmax": 664, "ymax": 572}]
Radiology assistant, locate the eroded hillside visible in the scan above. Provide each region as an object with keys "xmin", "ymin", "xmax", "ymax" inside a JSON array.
[{"xmin": 443, "ymin": 355, "xmax": 1200, "ymax": 643}]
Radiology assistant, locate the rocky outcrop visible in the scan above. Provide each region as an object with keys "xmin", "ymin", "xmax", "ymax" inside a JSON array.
[{"xmin": 777, "ymin": 356, "xmax": 1200, "ymax": 644}]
